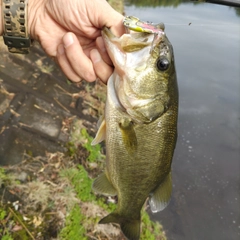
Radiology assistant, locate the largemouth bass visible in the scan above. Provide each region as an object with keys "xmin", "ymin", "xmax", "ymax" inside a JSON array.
[{"xmin": 92, "ymin": 18, "xmax": 178, "ymax": 240}]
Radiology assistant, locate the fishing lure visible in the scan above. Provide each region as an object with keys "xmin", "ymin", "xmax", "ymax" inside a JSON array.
[
  {"xmin": 123, "ymin": 16, "xmax": 165, "ymax": 34},
  {"xmin": 123, "ymin": 16, "xmax": 165, "ymax": 53}
]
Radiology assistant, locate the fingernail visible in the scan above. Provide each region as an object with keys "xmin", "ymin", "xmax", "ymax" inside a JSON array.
[
  {"xmin": 57, "ymin": 44, "xmax": 64, "ymax": 55},
  {"xmin": 63, "ymin": 33, "xmax": 74, "ymax": 48},
  {"xmin": 91, "ymin": 49, "xmax": 102, "ymax": 63}
]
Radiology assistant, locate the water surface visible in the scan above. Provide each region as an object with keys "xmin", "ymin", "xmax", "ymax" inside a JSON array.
[{"xmin": 124, "ymin": 2, "xmax": 240, "ymax": 240}]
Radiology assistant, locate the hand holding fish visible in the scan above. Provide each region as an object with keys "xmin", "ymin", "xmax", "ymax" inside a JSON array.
[
  {"xmin": 0, "ymin": 0, "xmax": 124, "ymax": 82},
  {"xmin": 32, "ymin": 0, "xmax": 125, "ymax": 82}
]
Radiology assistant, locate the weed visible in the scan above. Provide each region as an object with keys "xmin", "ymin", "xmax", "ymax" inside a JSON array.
[
  {"xmin": 59, "ymin": 204, "xmax": 87, "ymax": 240},
  {"xmin": 60, "ymin": 165, "xmax": 94, "ymax": 202},
  {"xmin": 0, "ymin": 168, "xmax": 19, "ymax": 187},
  {"xmin": 59, "ymin": 165, "xmax": 118, "ymax": 239},
  {"xmin": 67, "ymin": 120, "xmax": 104, "ymax": 163},
  {"xmin": 17, "ymin": 181, "xmax": 51, "ymax": 211},
  {"xmin": 1, "ymin": 234, "xmax": 14, "ymax": 240},
  {"xmin": 141, "ymin": 209, "xmax": 167, "ymax": 240},
  {"xmin": 66, "ymin": 141, "xmax": 77, "ymax": 157},
  {"xmin": 81, "ymin": 128, "xmax": 103, "ymax": 163},
  {"xmin": 0, "ymin": 204, "xmax": 31, "ymax": 240},
  {"xmin": 0, "ymin": 208, "xmax": 7, "ymax": 220}
]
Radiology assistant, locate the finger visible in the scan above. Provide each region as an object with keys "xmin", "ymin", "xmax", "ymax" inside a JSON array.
[
  {"xmin": 57, "ymin": 44, "xmax": 82, "ymax": 82},
  {"xmin": 96, "ymin": 1, "xmax": 125, "ymax": 37},
  {"xmin": 90, "ymin": 49, "xmax": 113, "ymax": 84},
  {"xmin": 63, "ymin": 32, "xmax": 97, "ymax": 82},
  {"xmin": 109, "ymin": 16, "xmax": 125, "ymax": 37},
  {"xmin": 96, "ymin": 37, "xmax": 112, "ymax": 66}
]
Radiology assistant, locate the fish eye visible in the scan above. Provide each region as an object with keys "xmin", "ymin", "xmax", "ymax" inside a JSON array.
[{"xmin": 156, "ymin": 57, "xmax": 170, "ymax": 71}]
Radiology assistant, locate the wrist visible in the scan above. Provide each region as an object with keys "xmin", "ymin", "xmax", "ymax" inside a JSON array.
[
  {"xmin": 28, "ymin": 0, "xmax": 46, "ymax": 41},
  {"xmin": 0, "ymin": 0, "xmax": 3, "ymax": 36}
]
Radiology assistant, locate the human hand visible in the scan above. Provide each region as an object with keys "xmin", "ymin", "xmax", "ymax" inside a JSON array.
[{"xmin": 28, "ymin": 0, "xmax": 125, "ymax": 83}]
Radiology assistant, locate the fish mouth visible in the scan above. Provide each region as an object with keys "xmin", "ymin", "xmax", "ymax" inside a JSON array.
[{"xmin": 102, "ymin": 26, "xmax": 164, "ymax": 56}]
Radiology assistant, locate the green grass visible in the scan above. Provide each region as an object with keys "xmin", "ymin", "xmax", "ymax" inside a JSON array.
[
  {"xmin": 0, "ymin": 208, "xmax": 7, "ymax": 221},
  {"xmin": 1, "ymin": 234, "xmax": 14, "ymax": 240},
  {"xmin": 0, "ymin": 205, "xmax": 29, "ymax": 240},
  {"xmin": 81, "ymin": 128, "xmax": 103, "ymax": 163},
  {"xmin": 141, "ymin": 210, "xmax": 166, "ymax": 240},
  {"xmin": 0, "ymin": 168, "xmax": 19, "ymax": 186},
  {"xmin": 67, "ymin": 120, "xmax": 105, "ymax": 164},
  {"xmin": 59, "ymin": 165, "xmax": 111, "ymax": 239},
  {"xmin": 59, "ymin": 204, "xmax": 87, "ymax": 240},
  {"xmin": 60, "ymin": 165, "xmax": 94, "ymax": 202}
]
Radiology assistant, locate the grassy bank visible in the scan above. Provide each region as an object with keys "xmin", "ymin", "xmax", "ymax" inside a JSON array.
[{"xmin": 0, "ymin": 117, "xmax": 167, "ymax": 239}]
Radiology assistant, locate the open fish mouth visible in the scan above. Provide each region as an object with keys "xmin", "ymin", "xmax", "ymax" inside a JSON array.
[
  {"xmin": 122, "ymin": 16, "xmax": 166, "ymax": 53},
  {"xmin": 102, "ymin": 26, "xmax": 165, "ymax": 71}
]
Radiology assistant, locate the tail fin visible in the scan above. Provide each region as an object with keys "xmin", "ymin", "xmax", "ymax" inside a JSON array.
[{"xmin": 99, "ymin": 212, "xmax": 140, "ymax": 240}]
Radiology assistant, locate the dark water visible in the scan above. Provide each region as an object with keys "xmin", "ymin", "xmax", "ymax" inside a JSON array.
[{"xmin": 124, "ymin": 2, "xmax": 240, "ymax": 240}]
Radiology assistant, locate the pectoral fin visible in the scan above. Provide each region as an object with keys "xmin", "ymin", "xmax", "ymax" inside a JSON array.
[
  {"xmin": 119, "ymin": 118, "xmax": 137, "ymax": 154},
  {"xmin": 92, "ymin": 173, "xmax": 117, "ymax": 196},
  {"xmin": 91, "ymin": 117, "xmax": 106, "ymax": 145},
  {"xmin": 149, "ymin": 172, "xmax": 172, "ymax": 213}
]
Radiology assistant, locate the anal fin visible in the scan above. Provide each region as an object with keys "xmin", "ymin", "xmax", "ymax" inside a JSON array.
[
  {"xmin": 92, "ymin": 173, "xmax": 117, "ymax": 196},
  {"xmin": 149, "ymin": 172, "xmax": 172, "ymax": 213}
]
